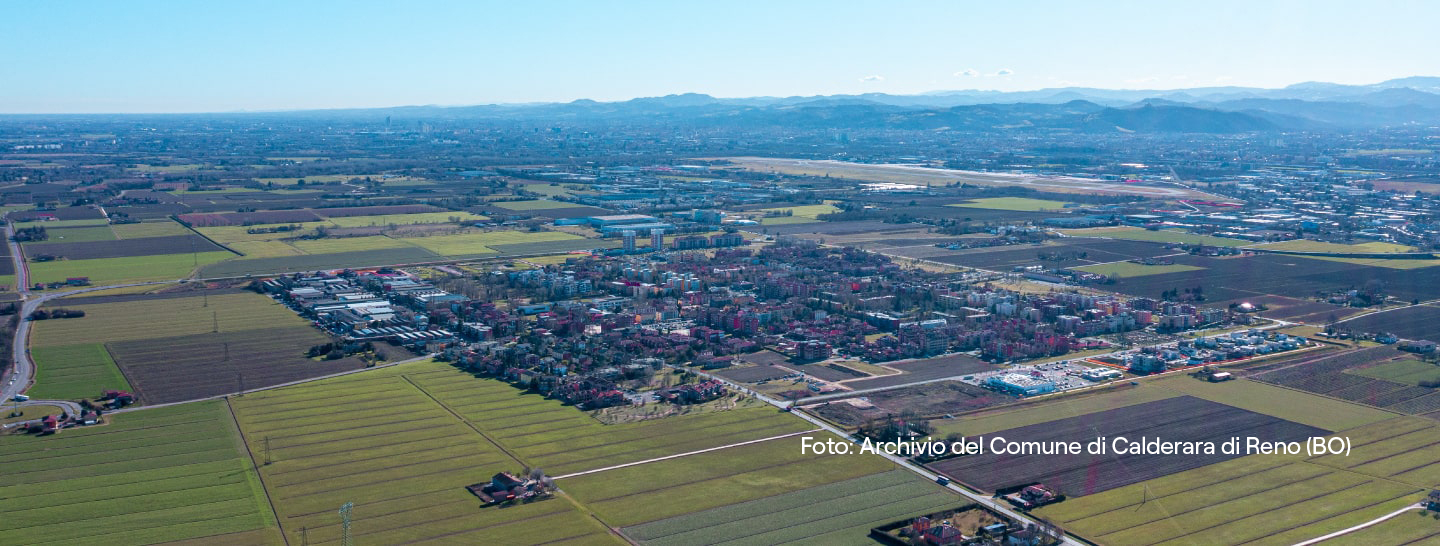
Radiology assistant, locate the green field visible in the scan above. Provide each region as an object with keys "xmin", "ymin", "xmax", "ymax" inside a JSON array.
[
  {"xmin": 406, "ymin": 370, "xmax": 815, "ymax": 476},
  {"xmin": 0, "ymin": 401, "xmax": 281, "ymax": 545},
  {"xmin": 1036, "ymin": 453, "xmax": 1421, "ymax": 546},
  {"xmin": 1148, "ymin": 375, "xmax": 1397, "ymax": 431},
  {"xmin": 491, "ymin": 199, "xmax": 588, "ymax": 210},
  {"xmin": 227, "ymin": 240, "xmax": 307, "ymax": 257},
  {"xmin": 1349, "ymin": 359, "xmax": 1440, "ymax": 385},
  {"xmin": 949, "ymin": 197, "xmax": 1074, "ymax": 211},
  {"xmin": 1256, "ymin": 240, "xmax": 1419, "ymax": 253},
  {"xmin": 1072, "ymin": 261, "xmax": 1204, "ymax": 278},
  {"xmin": 26, "ymin": 251, "xmax": 234, "ymax": 285},
  {"xmin": 27, "ymin": 226, "xmax": 117, "ymax": 243},
  {"xmin": 287, "ymin": 235, "xmax": 418, "ymax": 254},
  {"xmin": 111, "ymin": 220, "xmax": 192, "ymax": 239},
  {"xmin": 25, "ymin": 343, "xmax": 130, "ymax": 401},
  {"xmin": 195, "ymin": 223, "xmax": 328, "ymax": 244},
  {"xmin": 758, "ymin": 204, "xmax": 841, "ymax": 220},
  {"xmin": 623, "ymin": 468, "xmax": 958, "ymax": 546},
  {"xmin": 230, "ymin": 361, "xmax": 624, "ymax": 544},
  {"xmin": 325, "ymin": 211, "xmax": 488, "ymax": 228},
  {"xmin": 398, "ymin": 229, "xmax": 584, "ymax": 256},
  {"xmin": 32, "ymin": 292, "xmax": 309, "ymax": 348},
  {"xmin": 1324, "ymin": 509, "xmax": 1440, "ymax": 544},
  {"xmin": 1059, "ymin": 227, "xmax": 1253, "ymax": 247}
]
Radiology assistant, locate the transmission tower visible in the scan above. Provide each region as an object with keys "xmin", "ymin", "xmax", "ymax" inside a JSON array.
[{"xmin": 339, "ymin": 502, "xmax": 353, "ymax": 546}]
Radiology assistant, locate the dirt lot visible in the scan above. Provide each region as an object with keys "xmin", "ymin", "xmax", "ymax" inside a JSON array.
[
  {"xmin": 105, "ymin": 327, "xmax": 365, "ymax": 404},
  {"xmin": 715, "ymin": 365, "xmax": 793, "ymax": 383},
  {"xmin": 927, "ymin": 396, "xmax": 1330, "ymax": 496},
  {"xmin": 810, "ymin": 381, "xmax": 1015, "ymax": 426},
  {"xmin": 24, "ymin": 234, "xmax": 228, "ymax": 260}
]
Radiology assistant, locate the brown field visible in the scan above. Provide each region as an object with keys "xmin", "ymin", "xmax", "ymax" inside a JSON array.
[
  {"xmin": 928, "ymin": 396, "xmax": 1329, "ymax": 496},
  {"xmin": 178, "ymin": 210, "xmax": 324, "ymax": 227},
  {"xmin": 312, "ymin": 204, "xmax": 445, "ymax": 217},
  {"xmin": 106, "ymin": 327, "xmax": 365, "ymax": 404},
  {"xmin": 24, "ymin": 234, "xmax": 228, "ymax": 260}
]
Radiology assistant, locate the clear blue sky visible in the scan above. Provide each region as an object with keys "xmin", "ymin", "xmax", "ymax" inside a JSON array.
[{"xmin": 3, "ymin": 0, "xmax": 1436, "ymax": 113}]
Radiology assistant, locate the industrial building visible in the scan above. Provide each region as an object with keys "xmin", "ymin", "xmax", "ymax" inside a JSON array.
[{"xmin": 985, "ymin": 373, "xmax": 1057, "ymax": 396}]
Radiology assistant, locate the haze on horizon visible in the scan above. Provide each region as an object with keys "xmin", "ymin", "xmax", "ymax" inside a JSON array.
[{"xmin": 3, "ymin": 0, "xmax": 1437, "ymax": 114}]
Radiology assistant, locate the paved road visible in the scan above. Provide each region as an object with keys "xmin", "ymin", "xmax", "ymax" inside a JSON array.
[{"xmin": 0, "ymin": 279, "xmax": 173, "ymax": 405}]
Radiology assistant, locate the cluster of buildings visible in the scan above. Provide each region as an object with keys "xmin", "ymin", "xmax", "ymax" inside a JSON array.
[{"xmin": 1123, "ymin": 330, "xmax": 1309, "ymax": 374}]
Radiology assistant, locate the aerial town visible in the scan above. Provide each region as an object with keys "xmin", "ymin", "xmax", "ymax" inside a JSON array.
[{"xmin": 5, "ymin": 3, "xmax": 1440, "ymax": 545}]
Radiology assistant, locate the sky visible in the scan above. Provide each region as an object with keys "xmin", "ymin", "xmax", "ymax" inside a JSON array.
[{"xmin": 3, "ymin": 0, "xmax": 1438, "ymax": 113}]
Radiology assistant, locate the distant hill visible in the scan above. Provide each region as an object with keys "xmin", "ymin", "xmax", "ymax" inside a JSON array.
[{"xmin": 227, "ymin": 76, "xmax": 1440, "ymax": 132}]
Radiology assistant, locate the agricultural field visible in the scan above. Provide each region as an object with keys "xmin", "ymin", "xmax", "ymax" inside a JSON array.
[
  {"xmin": 25, "ymin": 234, "xmax": 225, "ymax": 260},
  {"xmin": 1349, "ymin": 359, "xmax": 1440, "ymax": 385},
  {"xmin": 219, "ymin": 357, "xmax": 910, "ymax": 544},
  {"xmin": 1256, "ymin": 240, "xmax": 1419, "ymax": 253},
  {"xmin": 1072, "ymin": 261, "xmax": 1205, "ymax": 278},
  {"xmin": 758, "ymin": 203, "xmax": 841, "ymax": 220},
  {"xmin": 1147, "ymin": 374, "xmax": 1396, "ymax": 431},
  {"xmin": 26, "ymin": 251, "xmax": 235, "ymax": 285},
  {"xmin": 110, "ymin": 220, "xmax": 193, "ymax": 239},
  {"xmin": 1323, "ymin": 512, "xmax": 1440, "ymax": 545},
  {"xmin": 0, "ymin": 401, "xmax": 282, "ymax": 545},
  {"xmin": 398, "ymin": 229, "xmax": 585, "ymax": 257},
  {"xmin": 404, "ymin": 368, "xmax": 817, "ymax": 476},
  {"xmin": 254, "ymin": 174, "xmax": 377, "ymax": 186},
  {"xmin": 31, "ymin": 292, "xmax": 308, "ymax": 348},
  {"xmin": 949, "ymin": 197, "xmax": 1075, "ymax": 211},
  {"xmin": 1339, "ymin": 304, "xmax": 1440, "ymax": 340},
  {"xmin": 922, "ymin": 239, "xmax": 1177, "ymax": 271},
  {"xmin": 1249, "ymin": 346, "xmax": 1440, "ymax": 415},
  {"xmin": 27, "ymin": 225, "xmax": 117, "ymax": 243},
  {"xmin": 1034, "ymin": 448, "xmax": 1422, "ymax": 546},
  {"xmin": 1101, "ymin": 252, "xmax": 1440, "ymax": 304},
  {"xmin": 1058, "ymin": 227, "xmax": 1254, "ymax": 247},
  {"xmin": 106, "ymin": 327, "xmax": 364, "ymax": 404},
  {"xmin": 930, "ymin": 383, "xmax": 1182, "ymax": 437},
  {"xmin": 197, "ymin": 247, "xmax": 441, "ymax": 277},
  {"xmin": 227, "ymin": 361, "xmax": 620, "ymax": 544},
  {"xmin": 287, "ymin": 235, "xmax": 417, "ymax": 254},
  {"xmin": 25, "ymin": 343, "xmax": 130, "ymax": 401},
  {"xmin": 27, "ymin": 292, "xmax": 353, "ymax": 404},
  {"xmin": 622, "ymin": 469, "xmax": 959, "ymax": 546},
  {"xmin": 927, "ymin": 396, "xmax": 1330, "ymax": 496},
  {"xmin": 759, "ymin": 215, "xmax": 820, "ymax": 225},
  {"xmin": 491, "ymin": 199, "xmax": 588, "ymax": 210},
  {"xmin": 325, "ymin": 211, "xmax": 488, "ymax": 228}
]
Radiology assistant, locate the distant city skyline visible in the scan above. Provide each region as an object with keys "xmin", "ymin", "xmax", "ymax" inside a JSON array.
[{"xmin": 3, "ymin": 0, "xmax": 1437, "ymax": 113}]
